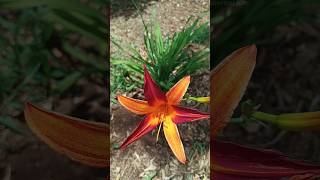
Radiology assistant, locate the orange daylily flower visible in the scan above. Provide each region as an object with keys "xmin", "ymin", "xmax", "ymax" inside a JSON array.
[{"xmin": 117, "ymin": 65, "xmax": 209, "ymax": 164}]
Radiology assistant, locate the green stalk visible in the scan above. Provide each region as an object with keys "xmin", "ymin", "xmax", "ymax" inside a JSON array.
[
  {"xmin": 252, "ymin": 111, "xmax": 278, "ymax": 124},
  {"xmin": 251, "ymin": 111, "xmax": 320, "ymax": 131}
]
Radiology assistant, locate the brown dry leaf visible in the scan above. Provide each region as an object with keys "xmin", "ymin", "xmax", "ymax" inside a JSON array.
[
  {"xmin": 211, "ymin": 45, "xmax": 257, "ymax": 138},
  {"xmin": 24, "ymin": 102, "xmax": 109, "ymax": 168}
]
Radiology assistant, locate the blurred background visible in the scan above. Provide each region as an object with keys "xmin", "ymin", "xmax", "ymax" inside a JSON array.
[
  {"xmin": 213, "ymin": 0, "xmax": 320, "ymax": 163},
  {"xmin": 0, "ymin": 0, "xmax": 107, "ymax": 179}
]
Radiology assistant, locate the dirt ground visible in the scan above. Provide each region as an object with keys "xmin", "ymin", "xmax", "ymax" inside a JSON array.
[
  {"xmin": 110, "ymin": 0, "xmax": 210, "ymax": 179},
  {"xmin": 110, "ymin": 0, "xmax": 209, "ymax": 52}
]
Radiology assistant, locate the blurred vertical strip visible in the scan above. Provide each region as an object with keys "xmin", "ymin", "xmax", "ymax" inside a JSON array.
[
  {"xmin": 211, "ymin": 0, "xmax": 320, "ymax": 179},
  {"xmin": 105, "ymin": 0, "xmax": 111, "ymax": 179},
  {"xmin": 0, "ymin": 0, "xmax": 110, "ymax": 179}
]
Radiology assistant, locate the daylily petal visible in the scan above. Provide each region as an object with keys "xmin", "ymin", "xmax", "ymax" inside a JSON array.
[
  {"xmin": 24, "ymin": 102, "xmax": 108, "ymax": 168},
  {"xmin": 212, "ymin": 140, "xmax": 320, "ymax": 179},
  {"xmin": 166, "ymin": 76, "xmax": 190, "ymax": 105},
  {"xmin": 120, "ymin": 114, "xmax": 159, "ymax": 149},
  {"xmin": 163, "ymin": 118, "xmax": 186, "ymax": 164},
  {"xmin": 289, "ymin": 174, "xmax": 320, "ymax": 180},
  {"xmin": 172, "ymin": 106, "xmax": 209, "ymax": 124},
  {"xmin": 144, "ymin": 65, "xmax": 166, "ymax": 106},
  {"xmin": 117, "ymin": 95, "xmax": 153, "ymax": 115},
  {"xmin": 211, "ymin": 45, "xmax": 256, "ymax": 138}
]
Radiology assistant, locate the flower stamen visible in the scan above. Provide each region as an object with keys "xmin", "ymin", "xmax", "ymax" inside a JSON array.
[
  {"xmin": 156, "ymin": 105, "xmax": 169, "ymax": 142},
  {"xmin": 156, "ymin": 121, "xmax": 162, "ymax": 142}
]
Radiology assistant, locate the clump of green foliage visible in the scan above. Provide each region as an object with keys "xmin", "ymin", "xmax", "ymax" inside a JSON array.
[{"xmin": 111, "ymin": 14, "xmax": 209, "ymax": 101}]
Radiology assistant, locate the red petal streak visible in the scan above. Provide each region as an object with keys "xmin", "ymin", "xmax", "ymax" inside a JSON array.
[
  {"xmin": 144, "ymin": 65, "xmax": 166, "ymax": 106},
  {"xmin": 172, "ymin": 106, "xmax": 209, "ymax": 124},
  {"xmin": 166, "ymin": 76, "xmax": 190, "ymax": 105},
  {"xmin": 120, "ymin": 115, "xmax": 159, "ymax": 149},
  {"xmin": 212, "ymin": 140, "xmax": 320, "ymax": 179},
  {"xmin": 117, "ymin": 95, "xmax": 153, "ymax": 115}
]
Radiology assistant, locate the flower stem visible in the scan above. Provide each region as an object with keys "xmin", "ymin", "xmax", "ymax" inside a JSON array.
[{"xmin": 252, "ymin": 111, "xmax": 278, "ymax": 124}]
